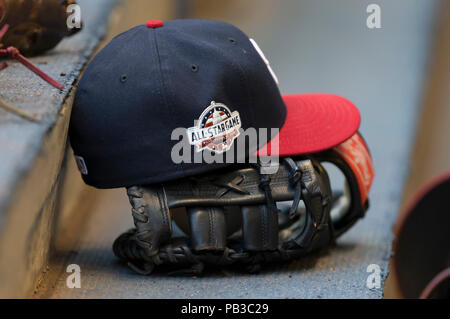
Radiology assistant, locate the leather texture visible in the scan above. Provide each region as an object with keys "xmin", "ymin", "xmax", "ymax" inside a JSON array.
[
  {"xmin": 314, "ymin": 149, "xmax": 368, "ymax": 237},
  {"xmin": 113, "ymin": 155, "xmax": 367, "ymax": 275},
  {"xmin": 0, "ymin": 0, "xmax": 77, "ymax": 95},
  {"xmin": 0, "ymin": 0, "xmax": 82, "ymax": 56},
  {"xmin": 188, "ymin": 207, "xmax": 227, "ymax": 251}
]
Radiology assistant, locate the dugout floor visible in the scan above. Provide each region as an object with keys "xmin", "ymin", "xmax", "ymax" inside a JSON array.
[{"xmin": 33, "ymin": 0, "xmax": 440, "ymax": 299}]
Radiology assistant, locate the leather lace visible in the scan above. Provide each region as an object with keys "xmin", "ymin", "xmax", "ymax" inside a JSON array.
[
  {"xmin": 0, "ymin": 24, "xmax": 64, "ymax": 90},
  {"xmin": 113, "ymin": 158, "xmax": 316, "ymax": 275},
  {"xmin": 1, "ymin": 24, "xmax": 65, "ymax": 121}
]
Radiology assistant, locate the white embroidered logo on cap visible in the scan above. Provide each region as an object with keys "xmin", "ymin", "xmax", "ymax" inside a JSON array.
[
  {"xmin": 249, "ymin": 38, "xmax": 279, "ymax": 85},
  {"xmin": 75, "ymin": 155, "xmax": 88, "ymax": 175},
  {"xmin": 187, "ymin": 101, "xmax": 241, "ymax": 153}
]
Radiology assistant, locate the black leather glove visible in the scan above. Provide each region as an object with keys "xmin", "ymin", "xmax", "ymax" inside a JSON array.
[{"xmin": 113, "ymin": 132, "xmax": 374, "ymax": 276}]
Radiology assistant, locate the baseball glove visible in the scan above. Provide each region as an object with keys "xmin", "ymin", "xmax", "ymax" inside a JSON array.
[
  {"xmin": 113, "ymin": 133, "xmax": 374, "ymax": 275},
  {"xmin": 0, "ymin": 0, "xmax": 81, "ymax": 56}
]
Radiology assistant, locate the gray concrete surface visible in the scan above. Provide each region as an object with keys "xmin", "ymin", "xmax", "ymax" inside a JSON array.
[
  {"xmin": 0, "ymin": 0, "xmax": 119, "ymax": 297},
  {"xmin": 0, "ymin": 0, "xmax": 119, "ymax": 228},
  {"xmin": 34, "ymin": 0, "xmax": 439, "ymax": 299}
]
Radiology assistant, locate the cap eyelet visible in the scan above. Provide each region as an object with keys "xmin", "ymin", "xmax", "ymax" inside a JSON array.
[
  {"xmin": 228, "ymin": 38, "xmax": 236, "ymax": 44},
  {"xmin": 120, "ymin": 74, "xmax": 128, "ymax": 83},
  {"xmin": 191, "ymin": 64, "xmax": 199, "ymax": 72}
]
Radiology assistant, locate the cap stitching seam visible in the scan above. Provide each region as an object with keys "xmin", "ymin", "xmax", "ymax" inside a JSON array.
[
  {"xmin": 151, "ymin": 28, "xmax": 185, "ymax": 178},
  {"xmin": 215, "ymin": 42, "xmax": 255, "ymax": 127},
  {"xmin": 170, "ymin": 25, "xmax": 255, "ymax": 128}
]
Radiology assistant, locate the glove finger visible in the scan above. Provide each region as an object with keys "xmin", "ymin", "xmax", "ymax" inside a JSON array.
[
  {"xmin": 187, "ymin": 207, "xmax": 227, "ymax": 252},
  {"xmin": 241, "ymin": 205, "xmax": 278, "ymax": 251},
  {"xmin": 173, "ymin": 206, "xmax": 242, "ymax": 237}
]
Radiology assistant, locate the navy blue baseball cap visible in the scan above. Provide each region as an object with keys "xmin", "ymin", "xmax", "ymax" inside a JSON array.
[{"xmin": 69, "ymin": 19, "xmax": 360, "ymax": 189}]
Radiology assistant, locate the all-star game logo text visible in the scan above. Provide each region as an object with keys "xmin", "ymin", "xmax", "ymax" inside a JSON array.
[{"xmin": 188, "ymin": 101, "xmax": 242, "ymax": 153}]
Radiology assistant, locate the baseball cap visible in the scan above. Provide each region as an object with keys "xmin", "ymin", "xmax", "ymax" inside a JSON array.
[{"xmin": 69, "ymin": 19, "xmax": 360, "ymax": 189}]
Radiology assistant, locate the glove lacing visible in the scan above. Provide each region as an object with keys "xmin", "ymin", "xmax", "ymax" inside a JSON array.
[{"xmin": 113, "ymin": 158, "xmax": 320, "ymax": 275}]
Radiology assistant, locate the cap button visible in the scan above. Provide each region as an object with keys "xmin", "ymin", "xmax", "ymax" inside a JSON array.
[{"xmin": 146, "ymin": 20, "xmax": 163, "ymax": 29}]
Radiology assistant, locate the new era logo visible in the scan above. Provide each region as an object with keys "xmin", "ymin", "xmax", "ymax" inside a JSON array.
[{"xmin": 75, "ymin": 155, "xmax": 88, "ymax": 175}]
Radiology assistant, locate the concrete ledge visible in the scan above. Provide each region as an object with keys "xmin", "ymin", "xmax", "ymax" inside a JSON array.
[
  {"xmin": 0, "ymin": 92, "xmax": 74, "ymax": 297},
  {"xmin": 0, "ymin": 0, "xmax": 119, "ymax": 297}
]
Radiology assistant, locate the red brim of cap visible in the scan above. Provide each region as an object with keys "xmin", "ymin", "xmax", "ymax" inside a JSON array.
[{"xmin": 257, "ymin": 93, "xmax": 361, "ymax": 156}]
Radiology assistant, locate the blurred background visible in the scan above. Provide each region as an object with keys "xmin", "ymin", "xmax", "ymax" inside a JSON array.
[{"xmin": 1, "ymin": 0, "xmax": 449, "ymax": 298}]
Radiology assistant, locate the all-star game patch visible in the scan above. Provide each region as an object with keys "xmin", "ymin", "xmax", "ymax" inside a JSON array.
[{"xmin": 188, "ymin": 101, "xmax": 242, "ymax": 153}]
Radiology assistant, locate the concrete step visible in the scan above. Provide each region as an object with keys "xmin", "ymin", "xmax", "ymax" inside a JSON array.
[
  {"xmin": 0, "ymin": 0, "xmax": 119, "ymax": 298},
  {"xmin": 31, "ymin": 0, "xmax": 440, "ymax": 299}
]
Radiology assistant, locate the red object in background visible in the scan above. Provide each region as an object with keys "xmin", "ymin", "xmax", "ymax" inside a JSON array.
[
  {"xmin": 0, "ymin": 24, "xmax": 64, "ymax": 90},
  {"xmin": 0, "ymin": 23, "xmax": 7, "ymax": 39},
  {"xmin": 394, "ymin": 172, "xmax": 450, "ymax": 299},
  {"xmin": 333, "ymin": 133, "xmax": 374, "ymax": 203}
]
